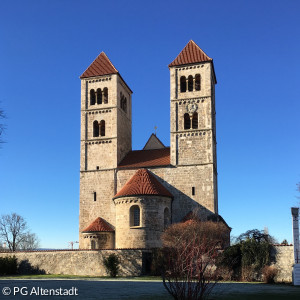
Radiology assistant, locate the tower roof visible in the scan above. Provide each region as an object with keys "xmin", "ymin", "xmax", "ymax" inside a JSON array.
[
  {"xmin": 82, "ymin": 217, "xmax": 114, "ymax": 233},
  {"xmin": 80, "ymin": 52, "xmax": 118, "ymax": 78},
  {"xmin": 113, "ymin": 169, "xmax": 173, "ymax": 199},
  {"xmin": 168, "ymin": 40, "xmax": 212, "ymax": 67}
]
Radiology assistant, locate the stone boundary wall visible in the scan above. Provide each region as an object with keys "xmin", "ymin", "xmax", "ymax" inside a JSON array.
[
  {"xmin": 0, "ymin": 246, "xmax": 294, "ymax": 281},
  {"xmin": 0, "ymin": 249, "xmax": 147, "ymax": 276},
  {"xmin": 272, "ymin": 245, "xmax": 294, "ymax": 282}
]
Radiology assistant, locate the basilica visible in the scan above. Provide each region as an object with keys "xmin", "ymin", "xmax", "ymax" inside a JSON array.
[{"xmin": 79, "ymin": 40, "xmax": 229, "ymax": 249}]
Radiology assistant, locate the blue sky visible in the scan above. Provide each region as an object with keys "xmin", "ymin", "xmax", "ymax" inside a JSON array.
[{"xmin": 0, "ymin": 0, "xmax": 299, "ymax": 248}]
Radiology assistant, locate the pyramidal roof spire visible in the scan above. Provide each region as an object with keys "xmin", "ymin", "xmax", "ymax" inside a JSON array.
[
  {"xmin": 169, "ymin": 40, "xmax": 212, "ymax": 67},
  {"xmin": 80, "ymin": 51, "xmax": 118, "ymax": 78}
]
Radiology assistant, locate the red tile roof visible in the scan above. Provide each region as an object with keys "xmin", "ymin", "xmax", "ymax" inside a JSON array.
[
  {"xmin": 114, "ymin": 169, "xmax": 173, "ymax": 199},
  {"xmin": 118, "ymin": 148, "xmax": 170, "ymax": 169},
  {"xmin": 80, "ymin": 52, "xmax": 118, "ymax": 78},
  {"xmin": 169, "ymin": 40, "xmax": 212, "ymax": 67},
  {"xmin": 82, "ymin": 217, "xmax": 114, "ymax": 233}
]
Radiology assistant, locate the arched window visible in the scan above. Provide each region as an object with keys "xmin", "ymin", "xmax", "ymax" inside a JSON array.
[
  {"xmin": 184, "ymin": 113, "xmax": 190, "ymax": 130},
  {"xmin": 188, "ymin": 75, "xmax": 193, "ymax": 92},
  {"xmin": 180, "ymin": 76, "xmax": 186, "ymax": 93},
  {"xmin": 103, "ymin": 88, "xmax": 108, "ymax": 104},
  {"xmin": 93, "ymin": 120, "xmax": 99, "ymax": 137},
  {"xmin": 100, "ymin": 120, "xmax": 105, "ymax": 136},
  {"xmin": 97, "ymin": 88, "xmax": 102, "ymax": 104},
  {"xmin": 164, "ymin": 207, "xmax": 170, "ymax": 229},
  {"xmin": 192, "ymin": 112, "xmax": 198, "ymax": 129},
  {"xmin": 195, "ymin": 74, "xmax": 201, "ymax": 91},
  {"xmin": 91, "ymin": 240, "xmax": 96, "ymax": 250},
  {"xmin": 130, "ymin": 205, "xmax": 140, "ymax": 227},
  {"xmin": 90, "ymin": 89, "xmax": 96, "ymax": 105}
]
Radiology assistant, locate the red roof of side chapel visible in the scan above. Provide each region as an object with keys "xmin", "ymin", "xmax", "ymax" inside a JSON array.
[
  {"xmin": 113, "ymin": 169, "xmax": 173, "ymax": 199},
  {"xmin": 82, "ymin": 217, "xmax": 114, "ymax": 233},
  {"xmin": 169, "ymin": 40, "xmax": 212, "ymax": 67},
  {"xmin": 80, "ymin": 52, "xmax": 118, "ymax": 78}
]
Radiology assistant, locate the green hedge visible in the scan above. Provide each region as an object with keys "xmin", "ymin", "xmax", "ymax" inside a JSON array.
[{"xmin": 0, "ymin": 256, "xmax": 18, "ymax": 275}]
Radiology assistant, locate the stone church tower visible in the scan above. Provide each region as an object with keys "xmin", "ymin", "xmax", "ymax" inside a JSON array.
[
  {"xmin": 78, "ymin": 41, "xmax": 228, "ymax": 250},
  {"xmin": 79, "ymin": 52, "xmax": 133, "ymax": 248},
  {"xmin": 169, "ymin": 40, "xmax": 218, "ymax": 214}
]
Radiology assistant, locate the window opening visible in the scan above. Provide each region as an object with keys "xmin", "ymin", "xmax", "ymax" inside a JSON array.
[
  {"xmin": 90, "ymin": 89, "xmax": 96, "ymax": 105},
  {"xmin": 195, "ymin": 74, "xmax": 201, "ymax": 91},
  {"xmin": 192, "ymin": 112, "xmax": 198, "ymax": 129},
  {"xmin": 97, "ymin": 88, "xmax": 102, "ymax": 104},
  {"xmin": 188, "ymin": 75, "xmax": 193, "ymax": 91},
  {"xmin": 180, "ymin": 76, "xmax": 186, "ymax": 93},
  {"xmin": 100, "ymin": 120, "xmax": 105, "ymax": 136},
  {"xmin": 184, "ymin": 113, "xmax": 191, "ymax": 130},
  {"xmin": 103, "ymin": 88, "xmax": 108, "ymax": 104},
  {"xmin": 192, "ymin": 187, "xmax": 195, "ymax": 196},
  {"xmin": 93, "ymin": 120, "xmax": 99, "ymax": 137}
]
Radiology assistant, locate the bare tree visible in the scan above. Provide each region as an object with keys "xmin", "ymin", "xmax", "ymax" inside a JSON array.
[
  {"xmin": 18, "ymin": 232, "xmax": 40, "ymax": 250},
  {"xmin": 161, "ymin": 220, "xmax": 228, "ymax": 300},
  {"xmin": 0, "ymin": 213, "xmax": 40, "ymax": 251}
]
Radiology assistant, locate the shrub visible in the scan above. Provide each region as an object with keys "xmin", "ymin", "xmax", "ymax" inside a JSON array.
[
  {"xmin": 161, "ymin": 220, "xmax": 228, "ymax": 300},
  {"xmin": 218, "ymin": 229, "xmax": 276, "ymax": 282},
  {"xmin": 0, "ymin": 256, "xmax": 18, "ymax": 275},
  {"xmin": 262, "ymin": 265, "xmax": 278, "ymax": 283},
  {"xmin": 150, "ymin": 248, "xmax": 164, "ymax": 276},
  {"xmin": 103, "ymin": 253, "xmax": 120, "ymax": 277}
]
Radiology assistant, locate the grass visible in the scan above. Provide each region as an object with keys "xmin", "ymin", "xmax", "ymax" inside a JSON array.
[{"xmin": 0, "ymin": 274, "xmax": 162, "ymax": 280}]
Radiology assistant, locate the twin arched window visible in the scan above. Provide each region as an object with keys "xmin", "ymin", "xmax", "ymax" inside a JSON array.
[
  {"xmin": 184, "ymin": 112, "xmax": 198, "ymax": 130},
  {"xmin": 180, "ymin": 74, "xmax": 201, "ymax": 93},
  {"xmin": 93, "ymin": 120, "xmax": 105, "ymax": 137},
  {"xmin": 90, "ymin": 88, "xmax": 108, "ymax": 105}
]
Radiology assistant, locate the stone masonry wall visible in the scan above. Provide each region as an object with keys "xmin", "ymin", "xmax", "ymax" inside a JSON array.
[
  {"xmin": 79, "ymin": 169, "xmax": 116, "ymax": 248},
  {"xmin": 114, "ymin": 195, "xmax": 172, "ymax": 248},
  {"xmin": 0, "ymin": 250, "xmax": 144, "ymax": 276},
  {"xmin": 272, "ymin": 245, "xmax": 294, "ymax": 282}
]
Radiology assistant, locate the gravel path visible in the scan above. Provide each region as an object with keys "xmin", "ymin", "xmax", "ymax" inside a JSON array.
[{"xmin": 0, "ymin": 279, "xmax": 299, "ymax": 300}]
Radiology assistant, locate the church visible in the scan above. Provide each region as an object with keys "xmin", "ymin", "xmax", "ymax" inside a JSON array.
[{"xmin": 79, "ymin": 40, "xmax": 229, "ymax": 249}]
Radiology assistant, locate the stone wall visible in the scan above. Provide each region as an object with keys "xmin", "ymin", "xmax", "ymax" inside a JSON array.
[
  {"xmin": 272, "ymin": 245, "xmax": 294, "ymax": 282},
  {"xmin": 0, "ymin": 249, "xmax": 146, "ymax": 276},
  {"xmin": 113, "ymin": 195, "xmax": 172, "ymax": 248}
]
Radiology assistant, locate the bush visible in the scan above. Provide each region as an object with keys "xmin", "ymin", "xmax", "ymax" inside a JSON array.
[
  {"xmin": 262, "ymin": 265, "xmax": 278, "ymax": 283},
  {"xmin": 218, "ymin": 229, "xmax": 275, "ymax": 282},
  {"xmin": 150, "ymin": 248, "xmax": 164, "ymax": 276},
  {"xmin": 161, "ymin": 220, "xmax": 228, "ymax": 300},
  {"xmin": 0, "ymin": 256, "xmax": 18, "ymax": 275},
  {"xmin": 103, "ymin": 253, "xmax": 120, "ymax": 277}
]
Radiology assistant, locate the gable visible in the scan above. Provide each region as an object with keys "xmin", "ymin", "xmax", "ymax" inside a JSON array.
[{"xmin": 143, "ymin": 134, "xmax": 165, "ymax": 150}]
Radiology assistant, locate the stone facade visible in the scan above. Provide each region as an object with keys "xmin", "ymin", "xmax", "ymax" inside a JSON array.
[{"xmin": 79, "ymin": 41, "xmax": 224, "ymax": 249}]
